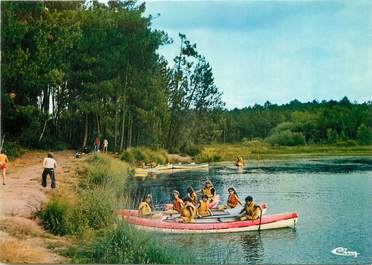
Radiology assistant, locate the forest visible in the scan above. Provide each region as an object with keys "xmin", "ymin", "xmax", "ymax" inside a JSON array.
[{"xmin": 2, "ymin": 1, "xmax": 372, "ymax": 157}]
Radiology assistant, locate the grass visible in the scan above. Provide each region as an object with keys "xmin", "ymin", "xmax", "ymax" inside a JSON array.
[
  {"xmin": 120, "ymin": 147, "xmax": 168, "ymax": 165},
  {"xmin": 37, "ymin": 152, "xmax": 192, "ymax": 264},
  {"xmin": 0, "ymin": 239, "xmax": 46, "ymax": 263},
  {"xmin": 201, "ymin": 142, "xmax": 372, "ymax": 162}
]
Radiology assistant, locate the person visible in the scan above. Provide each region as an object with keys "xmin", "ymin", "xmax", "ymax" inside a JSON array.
[
  {"xmin": 103, "ymin": 139, "xmax": 108, "ymax": 153},
  {"xmin": 239, "ymin": 196, "xmax": 261, "ymax": 221},
  {"xmin": 201, "ymin": 180, "xmax": 215, "ymax": 199},
  {"xmin": 226, "ymin": 187, "xmax": 243, "ymax": 208},
  {"xmin": 180, "ymin": 198, "xmax": 197, "ymax": 223},
  {"xmin": 186, "ymin": 186, "xmax": 198, "ymax": 206},
  {"xmin": 150, "ymin": 160, "xmax": 157, "ymax": 168},
  {"xmin": 94, "ymin": 137, "xmax": 100, "ymax": 152},
  {"xmin": 42, "ymin": 153, "xmax": 57, "ymax": 189},
  {"xmin": 197, "ymin": 194, "xmax": 212, "ymax": 217},
  {"xmin": 0, "ymin": 151, "xmax": 9, "ymax": 185},
  {"xmin": 138, "ymin": 194, "xmax": 153, "ymax": 216},
  {"xmin": 236, "ymin": 155, "xmax": 244, "ymax": 166},
  {"xmin": 172, "ymin": 190, "xmax": 184, "ymax": 213}
]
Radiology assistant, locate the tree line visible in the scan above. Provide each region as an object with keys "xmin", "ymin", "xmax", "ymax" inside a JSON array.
[
  {"xmin": 2, "ymin": 1, "xmax": 224, "ymax": 153},
  {"xmin": 2, "ymin": 1, "xmax": 371, "ymax": 156}
]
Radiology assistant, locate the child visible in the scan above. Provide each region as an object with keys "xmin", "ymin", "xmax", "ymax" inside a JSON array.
[
  {"xmin": 197, "ymin": 194, "xmax": 212, "ymax": 217},
  {"xmin": 0, "ymin": 151, "xmax": 8, "ymax": 185},
  {"xmin": 180, "ymin": 198, "xmax": 196, "ymax": 223},
  {"xmin": 226, "ymin": 187, "xmax": 243, "ymax": 208},
  {"xmin": 239, "ymin": 196, "xmax": 261, "ymax": 220},
  {"xmin": 42, "ymin": 153, "xmax": 57, "ymax": 189},
  {"xmin": 138, "ymin": 194, "xmax": 153, "ymax": 216},
  {"xmin": 186, "ymin": 186, "xmax": 198, "ymax": 206},
  {"xmin": 201, "ymin": 180, "xmax": 215, "ymax": 199},
  {"xmin": 172, "ymin": 190, "xmax": 184, "ymax": 213}
]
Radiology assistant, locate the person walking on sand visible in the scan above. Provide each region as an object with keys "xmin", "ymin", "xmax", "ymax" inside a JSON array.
[
  {"xmin": 0, "ymin": 151, "xmax": 9, "ymax": 185},
  {"xmin": 94, "ymin": 136, "xmax": 100, "ymax": 152},
  {"xmin": 42, "ymin": 153, "xmax": 57, "ymax": 189},
  {"xmin": 103, "ymin": 139, "xmax": 108, "ymax": 153}
]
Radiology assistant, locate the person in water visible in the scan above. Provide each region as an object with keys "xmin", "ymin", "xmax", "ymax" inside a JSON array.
[
  {"xmin": 138, "ymin": 194, "xmax": 153, "ymax": 216},
  {"xmin": 239, "ymin": 196, "xmax": 261, "ymax": 220},
  {"xmin": 180, "ymin": 197, "xmax": 197, "ymax": 223},
  {"xmin": 197, "ymin": 194, "xmax": 212, "ymax": 217},
  {"xmin": 186, "ymin": 186, "xmax": 198, "ymax": 206},
  {"xmin": 236, "ymin": 155, "xmax": 244, "ymax": 166},
  {"xmin": 227, "ymin": 187, "xmax": 243, "ymax": 208},
  {"xmin": 172, "ymin": 190, "xmax": 184, "ymax": 213},
  {"xmin": 201, "ymin": 180, "xmax": 215, "ymax": 199}
]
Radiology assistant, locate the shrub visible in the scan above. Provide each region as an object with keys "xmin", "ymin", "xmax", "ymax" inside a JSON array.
[
  {"xmin": 265, "ymin": 130, "xmax": 305, "ymax": 146},
  {"xmin": 194, "ymin": 153, "xmax": 220, "ymax": 163},
  {"xmin": 357, "ymin": 124, "xmax": 372, "ymax": 145},
  {"xmin": 180, "ymin": 144, "xmax": 202, "ymax": 156},
  {"xmin": 120, "ymin": 147, "xmax": 168, "ymax": 165},
  {"xmin": 1, "ymin": 141, "xmax": 24, "ymax": 159},
  {"xmin": 37, "ymin": 196, "xmax": 71, "ymax": 236},
  {"xmin": 120, "ymin": 150, "xmax": 134, "ymax": 163},
  {"xmin": 336, "ymin": 140, "xmax": 358, "ymax": 147}
]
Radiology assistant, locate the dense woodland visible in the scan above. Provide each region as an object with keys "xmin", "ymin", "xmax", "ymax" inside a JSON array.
[{"xmin": 2, "ymin": 1, "xmax": 372, "ymax": 156}]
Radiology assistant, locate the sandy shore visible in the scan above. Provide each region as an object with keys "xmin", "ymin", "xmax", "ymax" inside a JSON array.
[{"xmin": 0, "ymin": 150, "xmax": 82, "ymax": 263}]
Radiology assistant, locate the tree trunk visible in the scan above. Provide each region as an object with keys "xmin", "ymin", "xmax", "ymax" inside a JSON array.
[
  {"xmin": 119, "ymin": 106, "xmax": 126, "ymax": 151},
  {"xmin": 96, "ymin": 113, "xmax": 101, "ymax": 137},
  {"xmin": 127, "ymin": 113, "xmax": 132, "ymax": 148},
  {"xmin": 114, "ymin": 109, "xmax": 118, "ymax": 152},
  {"xmin": 82, "ymin": 113, "xmax": 88, "ymax": 147},
  {"xmin": 39, "ymin": 119, "xmax": 48, "ymax": 142}
]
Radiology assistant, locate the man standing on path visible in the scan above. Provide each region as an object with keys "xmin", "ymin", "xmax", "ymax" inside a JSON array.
[
  {"xmin": 103, "ymin": 139, "xmax": 108, "ymax": 153},
  {"xmin": 0, "ymin": 151, "xmax": 8, "ymax": 185},
  {"xmin": 42, "ymin": 153, "xmax": 57, "ymax": 189}
]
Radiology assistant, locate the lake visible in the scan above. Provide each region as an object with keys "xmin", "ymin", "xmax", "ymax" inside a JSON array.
[{"xmin": 128, "ymin": 156, "xmax": 372, "ymax": 264}]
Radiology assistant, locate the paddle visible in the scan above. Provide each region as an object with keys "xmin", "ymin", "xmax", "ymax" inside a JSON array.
[{"xmin": 258, "ymin": 206, "xmax": 263, "ymax": 232}]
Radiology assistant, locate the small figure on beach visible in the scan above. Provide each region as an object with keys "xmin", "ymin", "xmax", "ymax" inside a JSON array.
[
  {"xmin": 138, "ymin": 194, "xmax": 153, "ymax": 216},
  {"xmin": 239, "ymin": 196, "xmax": 261, "ymax": 220},
  {"xmin": 94, "ymin": 136, "xmax": 100, "ymax": 152},
  {"xmin": 103, "ymin": 139, "xmax": 108, "ymax": 153},
  {"xmin": 42, "ymin": 152, "xmax": 57, "ymax": 189},
  {"xmin": 197, "ymin": 194, "xmax": 212, "ymax": 217},
  {"xmin": 0, "ymin": 151, "xmax": 9, "ymax": 185}
]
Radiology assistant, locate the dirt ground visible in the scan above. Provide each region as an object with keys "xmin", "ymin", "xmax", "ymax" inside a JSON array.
[{"xmin": 0, "ymin": 150, "xmax": 82, "ymax": 263}]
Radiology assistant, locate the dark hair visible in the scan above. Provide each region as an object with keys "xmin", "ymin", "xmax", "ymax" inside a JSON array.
[
  {"xmin": 201, "ymin": 194, "xmax": 208, "ymax": 200},
  {"xmin": 245, "ymin": 196, "xmax": 253, "ymax": 202},
  {"xmin": 47, "ymin": 152, "xmax": 53, "ymax": 158},
  {"xmin": 187, "ymin": 187, "xmax": 194, "ymax": 194},
  {"xmin": 184, "ymin": 197, "xmax": 193, "ymax": 203}
]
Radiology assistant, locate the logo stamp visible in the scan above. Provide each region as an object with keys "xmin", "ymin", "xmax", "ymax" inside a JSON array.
[{"xmin": 331, "ymin": 247, "xmax": 359, "ymax": 258}]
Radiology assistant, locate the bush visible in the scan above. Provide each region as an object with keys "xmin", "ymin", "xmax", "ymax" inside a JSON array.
[
  {"xmin": 37, "ymin": 196, "xmax": 71, "ymax": 236},
  {"xmin": 1, "ymin": 141, "xmax": 24, "ymax": 159},
  {"xmin": 180, "ymin": 144, "xmax": 202, "ymax": 156},
  {"xmin": 120, "ymin": 150, "xmax": 134, "ymax": 164},
  {"xmin": 194, "ymin": 153, "xmax": 221, "ymax": 163},
  {"xmin": 265, "ymin": 130, "xmax": 305, "ymax": 146},
  {"xmin": 357, "ymin": 124, "xmax": 372, "ymax": 145},
  {"xmin": 120, "ymin": 147, "xmax": 168, "ymax": 165}
]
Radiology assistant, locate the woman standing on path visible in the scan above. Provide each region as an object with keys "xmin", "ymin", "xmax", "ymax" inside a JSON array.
[
  {"xmin": 0, "ymin": 151, "xmax": 8, "ymax": 185},
  {"xmin": 42, "ymin": 153, "xmax": 57, "ymax": 189}
]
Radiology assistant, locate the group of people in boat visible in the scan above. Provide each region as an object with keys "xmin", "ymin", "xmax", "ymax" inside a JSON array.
[{"xmin": 138, "ymin": 179, "xmax": 262, "ymax": 223}]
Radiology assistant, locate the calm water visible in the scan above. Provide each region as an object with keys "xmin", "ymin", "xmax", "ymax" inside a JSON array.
[{"xmin": 128, "ymin": 156, "xmax": 372, "ymax": 264}]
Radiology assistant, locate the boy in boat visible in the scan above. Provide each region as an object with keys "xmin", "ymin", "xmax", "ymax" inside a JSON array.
[
  {"xmin": 186, "ymin": 186, "xmax": 199, "ymax": 207},
  {"xmin": 239, "ymin": 196, "xmax": 261, "ymax": 220},
  {"xmin": 180, "ymin": 197, "xmax": 197, "ymax": 223},
  {"xmin": 172, "ymin": 190, "xmax": 184, "ymax": 213},
  {"xmin": 235, "ymin": 155, "xmax": 244, "ymax": 166},
  {"xmin": 138, "ymin": 194, "xmax": 153, "ymax": 216},
  {"xmin": 227, "ymin": 187, "xmax": 243, "ymax": 208},
  {"xmin": 197, "ymin": 194, "xmax": 212, "ymax": 217},
  {"xmin": 201, "ymin": 180, "xmax": 215, "ymax": 199}
]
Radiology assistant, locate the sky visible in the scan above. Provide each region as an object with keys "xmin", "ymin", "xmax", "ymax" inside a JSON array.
[{"xmin": 143, "ymin": 0, "xmax": 372, "ymax": 109}]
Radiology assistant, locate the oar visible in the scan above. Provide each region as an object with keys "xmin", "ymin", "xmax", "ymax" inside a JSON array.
[{"xmin": 258, "ymin": 206, "xmax": 263, "ymax": 232}]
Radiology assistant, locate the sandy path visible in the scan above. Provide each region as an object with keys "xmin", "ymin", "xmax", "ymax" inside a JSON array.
[{"xmin": 0, "ymin": 150, "xmax": 81, "ymax": 263}]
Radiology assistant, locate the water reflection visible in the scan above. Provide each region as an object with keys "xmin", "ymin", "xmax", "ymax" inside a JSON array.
[{"xmin": 240, "ymin": 233, "xmax": 264, "ymax": 264}]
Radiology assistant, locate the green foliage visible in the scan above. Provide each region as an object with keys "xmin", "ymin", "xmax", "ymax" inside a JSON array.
[
  {"xmin": 180, "ymin": 143, "xmax": 202, "ymax": 156},
  {"xmin": 327, "ymin": 128, "xmax": 338, "ymax": 144},
  {"xmin": 120, "ymin": 147, "xmax": 168, "ymax": 165},
  {"xmin": 357, "ymin": 124, "xmax": 372, "ymax": 145},
  {"xmin": 37, "ymin": 196, "xmax": 71, "ymax": 236},
  {"xmin": 67, "ymin": 222, "xmax": 193, "ymax": 264},
  {"xmin": 265, "ymin": 130, "xmax": 306, "ymax": 146},
  {"xmin": 194, "ymin": 153, "xmax": 221, "ymax": 163},
  {"xmin": 335, "ymin": 140, "xmax": 358, "ymax": 147},
  {"xmin": 1, "ymin": 141, "xmax": 25, "ymax": 159}
]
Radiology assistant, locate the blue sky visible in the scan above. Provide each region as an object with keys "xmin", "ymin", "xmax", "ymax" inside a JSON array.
[{"xmin": 144, "ymin": 0, "xmax": 372, "ymax": 109}]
